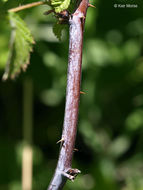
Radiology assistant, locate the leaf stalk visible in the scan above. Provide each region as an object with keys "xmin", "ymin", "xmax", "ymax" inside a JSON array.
[{"xmin": 8, "ymin": 0, "xmax": 47, "ymax": 13}]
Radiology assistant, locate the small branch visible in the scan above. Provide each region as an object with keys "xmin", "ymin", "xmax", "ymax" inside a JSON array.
[
  {"xmin": 22, "ymin": 78, "xmax": 33, "ymax": 190},
  {"xmin": 8, "ymin": 1, "xmax": 46, "ymax": 13},
  {"xmin": 47, "ymin": 0, "xmax": 89, "ymax": 189}
]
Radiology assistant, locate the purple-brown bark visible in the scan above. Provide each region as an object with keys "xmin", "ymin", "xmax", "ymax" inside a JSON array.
[{"xmin": 48, "ymin": 0, "xmax": 89, "ymax": 189}]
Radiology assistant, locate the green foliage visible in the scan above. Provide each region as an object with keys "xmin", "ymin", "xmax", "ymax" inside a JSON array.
[
  {"xmin": 51, "ymin": 0, "xmax": 71, "ymax": 13},
  {"xmin": 3, "ymin": 12, "xmax": 34, "ymax": 80},
  {"xmin": 53, "ymin": 22, "xmax": 67, "ymax": 41}
]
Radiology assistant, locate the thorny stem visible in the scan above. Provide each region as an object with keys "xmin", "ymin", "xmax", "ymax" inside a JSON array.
[
  {"xmin": 8, "ymin": 0, "xmax": 47, "ymax": 13},
  {"xmin": 47, "ymin": 0, "xmax": 89, "ymax": 189}
]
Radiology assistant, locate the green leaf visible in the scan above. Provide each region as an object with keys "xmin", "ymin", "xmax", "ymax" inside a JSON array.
[
  {"xmin": 3, "ymin": 12, "xmax": 35, "ymax": 80},
  {"xmin": 51, "ymin": 0, "xmax": 71, "ymax": 13},
  {"xmin": 53, "ymin": 22, "xmax": 66, "ymax": 41}
]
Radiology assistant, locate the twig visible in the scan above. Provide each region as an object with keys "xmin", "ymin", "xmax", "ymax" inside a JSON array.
[
  {"xmin": 22, "ymin": 78, "xmax": 33, "ymax": 190},
  {"xmin": 47, "ymin": 0, "xmax": 89, "ymax": 189},
  {"xmin": 8, "ymin": 1, "xmax": 46, "ymax": 13}
]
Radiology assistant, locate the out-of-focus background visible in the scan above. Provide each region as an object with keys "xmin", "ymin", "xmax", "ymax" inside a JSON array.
[{"xmin": 0, "ymin": 0, "xmax": 143, "ymax": 189}]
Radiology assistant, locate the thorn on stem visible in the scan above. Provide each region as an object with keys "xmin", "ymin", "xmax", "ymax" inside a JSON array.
[
  {"xmin": 56, "ymin": 137, "xmax": 65, "ymax": 144},
  {"xmin": 73, "ymin": 148, "xmax": 79, "ymax": 152},
  {"xmin": 61, "ymin": 171, "xmax": 75, "ymax": 181},
  {"xmin": 80, "ymin": 15, "xmax": 85, "ymax": 20},
  {"xmin": 88, "ymin": 3, "xmax": 96, "ymax": 8},
  {"xmin": 80, "ymin": 91, "xmax": 86, "ymax": 94},
  {"xmin": 67, "ymin": 168, "xmax": 81, "ymax": 178},
  {"xmin": 61, "ymin": 168, "xmax": 81, "ymax": 181}
]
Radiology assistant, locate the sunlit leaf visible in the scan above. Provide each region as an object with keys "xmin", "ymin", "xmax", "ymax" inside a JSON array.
[
  {"xmin": 3, "ymin": 12, "xmax": 35, "ymax": 80},
  {"xmin": 51, "ymin": 0, "xmax": 71, "ymax": 13}
]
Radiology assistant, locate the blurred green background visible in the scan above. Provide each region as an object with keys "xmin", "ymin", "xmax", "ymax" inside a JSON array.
[{"xmin": 0, "ymin": 0, "xmax": 143, "ymax": 189}]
